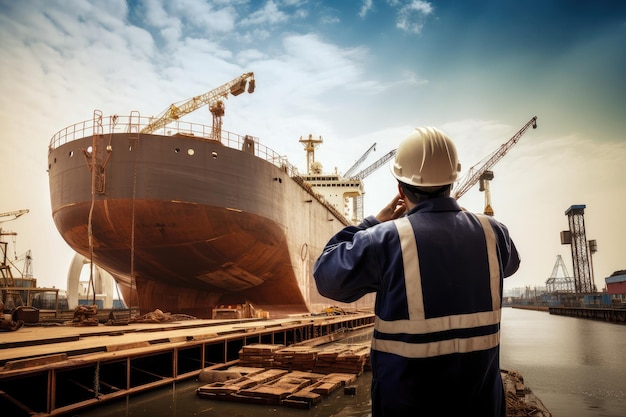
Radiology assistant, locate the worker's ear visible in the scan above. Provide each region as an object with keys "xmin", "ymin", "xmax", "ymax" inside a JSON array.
[{"xmin": 397, "ymin": 183, "xmax": 406, "ymax": 198}]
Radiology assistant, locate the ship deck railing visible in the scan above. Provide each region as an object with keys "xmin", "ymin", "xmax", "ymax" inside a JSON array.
[{"xmin": 49, "ymin": 113, "xmax": 302, "ymax": 178}]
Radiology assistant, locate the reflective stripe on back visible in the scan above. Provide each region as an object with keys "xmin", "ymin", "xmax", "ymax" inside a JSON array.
[{"xmin": 373, "ymin": 213, "xmax": 501, "ymax": 357}]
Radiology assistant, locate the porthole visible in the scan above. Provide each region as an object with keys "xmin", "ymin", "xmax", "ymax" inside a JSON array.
[
  {"xmin": 175, "ymin": 148, "xmax": 180, "ymax": 153},
  {"xmin": 212, "ymin": 151, "xmax": 217, "ymax": 159},
  {"xmin": 187, "ymin": 148, "xmax": 195, "ymax": 156}
]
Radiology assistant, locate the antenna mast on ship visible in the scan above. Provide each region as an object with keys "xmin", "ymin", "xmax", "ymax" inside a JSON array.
[{"xmin": 299, "ymin": 134, "xmax": 323, "ymax": 175}]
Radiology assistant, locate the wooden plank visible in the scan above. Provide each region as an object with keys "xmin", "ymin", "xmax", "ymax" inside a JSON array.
[
  {"xmin": 238, "ymin": 376, "xmax": 311, "ymax": 402},
  {"xmin": 3, "ymin": 353, "xmax": 67, "ymax": 370},
  {"xmin": 106, "ymin": 341, "xmax": 151, "ymax": 352}
]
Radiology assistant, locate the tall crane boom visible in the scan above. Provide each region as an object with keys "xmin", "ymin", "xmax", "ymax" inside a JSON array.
[
  {"xmin": 351, "ymin": 149, "xmax": 397, "ymax": 180},
  {"xmin": 452, "ymin": 116, "xmax": 537, "ymax": 200},
  {"xmin": 0, "ymin": 209, "xmax": 29, "ymax": 223},
  {"xmin": 140, "ymin": 72, "xmax": 255, "ymax": 134},
  {"xmin": 344, "ymin": 143, "xmax": 377, "ymax": 178}
]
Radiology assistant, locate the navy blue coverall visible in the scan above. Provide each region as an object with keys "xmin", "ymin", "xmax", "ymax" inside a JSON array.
[{"xmin": 313, "ymin": 197, "xmax": 520, "ymax": 416}]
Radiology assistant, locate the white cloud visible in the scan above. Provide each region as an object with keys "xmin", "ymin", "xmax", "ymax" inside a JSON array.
[
  {"xmin": 359, "ymin": 0, "xmax": 374, "ymax": 18},
  {"xmin": 396, "ymin": 0, "xmax": 434, "ymax": 34},
  {"xmin": 240, "ymin": 0, "xmax": 289, "ymax": 26}
]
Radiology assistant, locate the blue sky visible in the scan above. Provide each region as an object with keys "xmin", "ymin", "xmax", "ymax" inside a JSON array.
[{"xmin": 0, "ymin": 0, "xmax": 625, "ymax": 296}]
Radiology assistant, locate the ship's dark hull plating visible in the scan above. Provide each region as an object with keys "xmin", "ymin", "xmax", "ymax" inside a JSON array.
[{"xmin": 48, "ymin": 125, "xmax": 373, "ymax": 318}]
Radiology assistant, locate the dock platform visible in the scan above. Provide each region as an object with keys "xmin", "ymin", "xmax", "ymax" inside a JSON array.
[{"xmin": 0, "ymin": 312, "xmax": 375, "ymax": 416}]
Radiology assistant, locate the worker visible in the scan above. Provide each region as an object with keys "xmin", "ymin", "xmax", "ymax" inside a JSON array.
[{"xmin": 313, "ymin": 127, "xmax": 520, "ymax": 416}]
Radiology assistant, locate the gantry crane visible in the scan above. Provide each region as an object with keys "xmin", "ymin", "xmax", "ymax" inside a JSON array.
[
  {"xmin": 1, "ymin": 209, "xmax": 29, "ymax": 308},
  {"xmin": 140, "ymin": 72, "xmax": 256, "ymax": 140},
  {"xmin": 545, "ymin": 254, "xmax": 575, "ymax": 293},
  {"xmin": 452, "ymin": 116, "xmax": 537, "ymax": 215}
]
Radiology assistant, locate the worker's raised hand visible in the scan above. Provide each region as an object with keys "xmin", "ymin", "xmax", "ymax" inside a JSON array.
[{"xmin": 376, "ymin": 193, "xmax": 406, "ymax": 222}]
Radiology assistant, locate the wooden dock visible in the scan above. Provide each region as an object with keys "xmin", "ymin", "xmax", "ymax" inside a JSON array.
[
  {"xmin": 1, "ymin": 312, "xmax": 551, "ymax": 417},
  {"xmin": 0, "ymin": 312, "xmax": 375, "ymax": 416}
]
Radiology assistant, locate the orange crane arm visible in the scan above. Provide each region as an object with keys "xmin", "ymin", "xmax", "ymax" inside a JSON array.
[{"xmin": 452, "ymin": 116, "xmax": 537, "ymax": 200}]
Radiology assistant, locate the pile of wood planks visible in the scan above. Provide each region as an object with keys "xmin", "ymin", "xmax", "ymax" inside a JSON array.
[
  {"xmin": 273, "ymin": 346, "xmax": 320, "ymax": 371},
  {"xmin": 196, "ymin": 366, "xmax": 357, "ymax": 409},
  {"xmin": 197, "ymin": 342, "xmax": 370, "ymax": 408},
  {"xmin": 238, "ymin": 343, "xmax": 285, "ymax": 368},
  {"xmin": 314, "ymin": 344, "xmax": 371, "ymax": 375},
  {"xmin": 238, "ymin": 342, "xmax": 371, "ymax": 375}
]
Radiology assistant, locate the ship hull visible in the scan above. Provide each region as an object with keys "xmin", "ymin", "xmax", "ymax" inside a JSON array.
[{"xmin": 48, "ymin": 122, "xmax": 373, "ymax": 318}]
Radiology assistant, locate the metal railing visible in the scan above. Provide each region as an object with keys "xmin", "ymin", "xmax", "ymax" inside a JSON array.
[{"xmin": 48, "ymin": 113, "xmax": 301, "ymax": 177}]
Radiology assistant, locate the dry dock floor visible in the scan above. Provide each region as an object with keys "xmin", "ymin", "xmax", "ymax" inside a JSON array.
[{"xmin": 0, "ymin": 313, "xmax": 375, "ymax": 416}]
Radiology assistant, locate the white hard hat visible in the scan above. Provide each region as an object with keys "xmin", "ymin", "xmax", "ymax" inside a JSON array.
[{"xmin": 391, "ymin": 127, "xmax": 461, "ymax": 186}]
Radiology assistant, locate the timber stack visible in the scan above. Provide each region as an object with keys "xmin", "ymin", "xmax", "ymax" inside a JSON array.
[{"xmin": 197, "ymin": 343, "xmax": 552, "ymax": 415}]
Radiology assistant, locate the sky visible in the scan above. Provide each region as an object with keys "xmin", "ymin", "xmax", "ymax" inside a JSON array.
[{"xmin": 0, "ymin": 0, "xmax": 625, "ymax": 297}]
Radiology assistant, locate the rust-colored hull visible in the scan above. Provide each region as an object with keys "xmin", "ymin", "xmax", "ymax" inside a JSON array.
[{"xmin": 48, "ymin": 118, "xmax": 373, "ymax": 318}]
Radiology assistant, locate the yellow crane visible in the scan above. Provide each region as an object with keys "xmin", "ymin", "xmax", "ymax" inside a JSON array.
[
  {"xmin": 452, "ymin": 116, "xmax": 538, "ymax": 215},
  {"xmin": 140, "ymin": 72, "xmax": 255, "ymax": 139}
]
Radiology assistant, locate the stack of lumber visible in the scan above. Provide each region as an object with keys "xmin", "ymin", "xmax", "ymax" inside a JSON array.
[
  {"xmin": 196, "ymin": 367, "xmax": 357, "ymax": 409},
  {"xmin": 238, "ymin": 342, "xmax": 371, "ymax": 375},
  {"xmin": 238, "ymin": 343, "xmax": 284, "ymax": 368},
  {"xmin": 272, "ymin": 346, "xmax": 320, "ymax": 371},
  {"xmin": 197, "ymin": 343, "xmax": 370, "ymax": 408},
  {"xmin": 313, "ymin": 343, "xmax": 370, "ymax": 375}
]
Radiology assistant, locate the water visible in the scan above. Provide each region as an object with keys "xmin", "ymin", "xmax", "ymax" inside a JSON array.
[
  {"xmin": 78, "ymin": 308, "xmax": 626, "ymax": 416},
  {"xmin": 499, "ymin": 308, "xmax": 626, "ymax": 417}
]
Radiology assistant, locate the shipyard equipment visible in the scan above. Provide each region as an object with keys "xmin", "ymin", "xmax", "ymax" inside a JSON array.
[
  {"xmin": 0, "ymin": 209, "xmax": 30, "ymax": 309},
  {"xmin": 343, "ymin": 143, "xmax": 377, "ymax": 178},
  {"xmin": 140, "ymin": 72, "xmax": 255, "ymax": 137},
  {"xmin": 561, "ymin": 205, "xmax": 597, "ymax": 293},
  {"xmin": 545, "ymin": 254, "xmax": 575, "ymax": 293},
  {"xmin": 452, "ymin": 116, "xmax": 538, "ymax": 215}
]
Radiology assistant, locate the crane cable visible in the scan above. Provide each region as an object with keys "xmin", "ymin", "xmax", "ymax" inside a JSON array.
[{"xmin": 86, "ymin": 111, "xmax": 102, "ymax": 306}]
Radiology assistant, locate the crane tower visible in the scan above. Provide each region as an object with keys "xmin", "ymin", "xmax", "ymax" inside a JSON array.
[
  {"xmin": 560, "ymin": 205, "xmax": 597, "ymax": 293},
  {"xmin": 453, "ymin": 116, "xmax": 537, "ymax": 215}
]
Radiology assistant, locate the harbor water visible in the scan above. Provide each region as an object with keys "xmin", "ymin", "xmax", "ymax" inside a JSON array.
[
  {"xmin": 499, "ymin": 307, "xmax": 626, "ymax": 416},
  {"xmin": 78, "ymin": 308, "xmax": 626, "ymax": 417}
]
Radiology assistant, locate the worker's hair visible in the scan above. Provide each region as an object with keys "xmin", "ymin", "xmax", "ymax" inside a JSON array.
[{"xmin": 399, "ymin": 181, "xmax": 451, "ymax": 204}]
